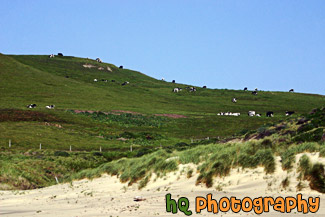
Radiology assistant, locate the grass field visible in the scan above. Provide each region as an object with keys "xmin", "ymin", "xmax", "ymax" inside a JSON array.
[{"xmin": 1, "ymin": 53, "xmax": 325, "ymax": 189}]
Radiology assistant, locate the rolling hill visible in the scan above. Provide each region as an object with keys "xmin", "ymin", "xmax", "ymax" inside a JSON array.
[{"xmin": 0, "ymin": 53, "xmax": 325, "ymax": 189}]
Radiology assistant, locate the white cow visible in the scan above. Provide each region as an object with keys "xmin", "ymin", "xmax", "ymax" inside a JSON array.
[
  {"xmin": 248, "ymin": 111, "xmax": 256, "ymax": 116},
  {"xmin": 94, "ymin": 79, "xmax": 98, "ymax": 82},
  {"xmin": 232, "ymin": 98, "xmax": 237, "ymax": 103}
]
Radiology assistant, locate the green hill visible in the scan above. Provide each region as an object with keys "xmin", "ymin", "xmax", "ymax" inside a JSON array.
[{"xmin": 0, "ymin": 54, "xmax": 325, "ymax": 190}]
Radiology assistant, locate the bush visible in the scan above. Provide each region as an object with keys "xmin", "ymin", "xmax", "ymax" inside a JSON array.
[
  {"xmin": 309, "ymin": 163, "xmax": 325, "ymax": 193},
  {"xmin": 54, "ymin": 151, "xmax": 69, "ymax": 157},
  {"xmin": 293, "ymin": 128, "xmax": 324, "ymax": 143}
]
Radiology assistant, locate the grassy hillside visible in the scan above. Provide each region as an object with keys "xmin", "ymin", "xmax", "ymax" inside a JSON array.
[{"xmin": 0, "ymin": 53, "xmax": 325, "ymax": 190}]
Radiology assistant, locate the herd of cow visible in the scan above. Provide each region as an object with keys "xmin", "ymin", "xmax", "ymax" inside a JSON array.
[
  {"xmin": 44, "ymin": 54, "xmax": 296, "ymax": 118},
  {"xmin": 27, "ymin": 104, "xmax": 54, "ymax": 109}
]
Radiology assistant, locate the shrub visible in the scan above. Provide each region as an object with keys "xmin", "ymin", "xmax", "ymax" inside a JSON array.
[
  {"xmin": 309, "ymin": 163, "xmax": 325, "ymax": 193},
  {"xmin": 54, "ymin": 151, "xmax": 69, "ymax": 157}
]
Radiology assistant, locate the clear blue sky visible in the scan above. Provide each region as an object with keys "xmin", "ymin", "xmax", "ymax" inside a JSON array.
[{"xmin": 1, "ymin": 0, "xmax": 324, "ymax": 94}]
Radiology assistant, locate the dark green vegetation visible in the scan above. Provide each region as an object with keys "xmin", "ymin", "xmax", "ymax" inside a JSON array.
[{"xmin": 0, "ymin": 54, "xmax": 325, "ymax": 190}]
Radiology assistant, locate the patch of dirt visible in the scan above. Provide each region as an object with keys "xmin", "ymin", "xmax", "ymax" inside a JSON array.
[
  {"xmin": 83, "ymin": 64, "xmax": 96, "ymax": 68},
  {"xmin": 154, "ymin": 114, "xmax": 187, "ymax": 118},
  {"xmin": 44, "ymin": 122, "xmax": 63, "ymax": 128},
  {"xmin": 111, "ymin": 110, "xmax": 141, "ymax": 115},
  {"xmin": 0, "ymin": 109, "xmax": 64, "ymax": 122}
]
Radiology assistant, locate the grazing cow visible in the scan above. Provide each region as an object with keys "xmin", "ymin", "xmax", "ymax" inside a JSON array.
[
  {"xmin": 94, "ymin": 79, "xmax": 98, "ymax": 82},
  {"xmin": 27, "ymin": 104, "xmax": 37, "ymax": 108},
  {"xmin": 232, "ymin": 112, "xmax": 241, "ymax": 116},
  {"xmin": 232, "ymin": 98, "xmax": 237, "ymax": 103},
  {"xmin": 244, "ymin": 87, "xmax": 248, "ymax": 91},
  {"xmin": 266, "ymin": 111, "xmax": 274, "ymax": 117},
  {"xmin": 162, "ymin": 78, "xmax": 165, "ymax": 81},
  {"xmin": 111, "ymin": 80, "xmax": 115, "ymax": 82},
  {"xmin": 172, "ymin": 80, "xmax": 175, "ymax": 83},
  {"xmin": 248, "ymin": 111, "xmax": 256, "ymax": 116},
  {"xmin": 96, "ymin": 58, "xmax": 102, "ymax": 63},
  {"xmin": 58, "ymin": 53, "xmax": 63, "ymax": 56},
  {"xmin": 121, "ymin": 81, "xmax": 129, "ymax": 86},
  {"xmin": 252, "ymin": 91, "xmax": 257, "ymax": 95},
  {"xmin": 172, "ymin": 87, "xmax": 182, "ymax": 92},
  {"xmin": 285, "ymin": 111, "xmax": 295, "ymax": 116},
  {"xmin": 203, "ymin": 86, "xmax": 207, "ymax": 88},
  {"xmin": 101, "ymin": 79, "xmax": 108, "ymax": 82},
  {"xmin": 256, "ymin": 114, "xmax": 261, "ymax": 117},
  {"xmin": 46, "ymin": 105, "xmax": 55, "ymax": 109},
  {"xmin": 289, "ymin": 89, "xmax": 294, "ymax": 92},
  {"xmin": 49, "ymin": 54, "xmax": 54, "ymax": 58},
  {"xmin": 189, "ymin": 87, "xmax": 196, "ymax": 92},
  {"xmin": 119, "ymin": 66, "xmax": 123, "ymax": 69}
]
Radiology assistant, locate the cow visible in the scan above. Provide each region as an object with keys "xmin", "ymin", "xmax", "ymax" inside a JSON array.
[
  {"xmin": 49, "ymin": 54, "xmax": 54, "ymax": 58},
  {"xmin": 173, "ymin": 87, "xmax": 182, "ymax": 92},
  {"xmin": 172, "ymin": 80, "xmax": 175, "ymax": 83},
  {"xmin": 232, "ymin": 98, "xmax": 237, "ymax": 103},
  {"xmin": 101, "ymin": 79, "xmax": 108, "ymax": 82},
  {"xmin": 96, "ymin": 58, "xmax": 102, "ymax": 63},
  {"xmin": 289, "ymin": 89, "xmax": 294, "ymax": 92},
  {"xmin": 162, "ymin": 78, "xmax": 165, "ymax": 81},
  {"xmin": 119, "ymin": 66, "xmax": 123, "ymax": 69},
  {"xmin": 252, "ymin": 91, "xmax": 257, "ymax": 95},
  {"xmin": 65, "ymin": 75, "xmax": 69, "ymax": 78},
  {"xmin": 27, "ymin": 104, "xmax": 36, "ymax": 108},
  {"xmin": 248, "ymin": 111, "xmax": 256, "ymax": 116},
  {"xmin": 111, "ymin": 80, "xmax": 115, "ymax": 82},
  {"xmin": 94, "ymin": 79, "xmax": 98, "ymax": 82},
  {"xmin": 255, "ymin": 88, "xmax": 258, "ymax": 91},
  {"xmin": 121, "ymin": 81, "xmax": 129, "ymax": 86},
  {"xmin": 189, "ymin": 87, "xmax": 196, "ymax": 92},
  {"xmin": 58, "ymin": 53, "xmax": 63, "ymax": 56},
  {"xmin": 203, "ymin": 86, "xmax": 207, "ymax": 88},
  {"xmin": 46, "ymin": 105, "xmax": 55, "ymax": 109},
  {"xmin": 232, "ymin": 112, "xmax": 241, "ymax": 116},
  {"xmin": 285, "ymin": 111, "xmax": 295, "ymax": 116},
  {"xmin": 256, "ymin": 114, "xmax": 261, "ymax": 117},
  {"xmin": 266, "ymin": 111, "xmax": 274, "ymax": 117},
  {"xmin": 244, "ymin": 87, "xmax": 248, "ymax": 91}
]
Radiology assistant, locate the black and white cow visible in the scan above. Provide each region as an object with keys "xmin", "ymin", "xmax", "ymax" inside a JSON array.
[
  {"xmin": 111, "ymin": 80, "xmax": 115, "ymax": 82},
  {"xmin": 94, "ymin": 79, "xmax": 98, "ymax": 82},
  {"xmin": 46, "ymin": 105, "xmax": 55, "ymax": 109},
  {"xmin": 172, "ymin": 80, "xmax": 175, "ymax": 83},
  {"xmin": 203, "ymin": 86, "xmax": 207, "ymax": 88},
  {"xmin": 189, "ymin": 87, "xmax": 196, "ymax": 92},
  {"xmin": 289, "ymin": 89, "xmax": 294, "ymax": 92},
  {"xmin": 248, "ymin": 111, "xmax": 256, "ymax": 116},
  {"xmin": 172, "ymin": 87, "xmax": 182, "ymax": 92},
  {"xmin": 119, "ymin": 65, "xmax": 123, "ymax": 69},
  {"xmin": 96, "ymin": 58, "xmax": 102, "ymax": 63},
  {"xmin": 256, "ymin": 113, "xmax": 261, "ymax": 117},
  {"xmin": 49, "ymin": 54, "xmax": 54, "ymax": 58},
  {"xmin": 244, "ymin": 87, "xmax": 248, "ymax": 91},
  {"xmin": 252, "ymin": 91, "xmax": 258, "ymax": 95},
  {"xmin": 266, "ymin": 111, "xmax": 274, "ymax": 117},
  {"xmin": 255, "ymin": 88, "xmax": 258, "ymax": 91},
  {"xmin": 27, "ymin": 104, "xmax": 37, "ymax": 108},
  {"xmin": 232, "ymin": 98, "xmax": 237, "ymax": 103},
  {"xmin": 121, "ymin": 81, "xmax": 129, "ymax": 86},
  {"xmin": 58, "ymin": 53, "xmax": 63, "ymax": 56},
  {"xmin": 285, "ymin": 111, "xmax": 295, "ymax": 116}
]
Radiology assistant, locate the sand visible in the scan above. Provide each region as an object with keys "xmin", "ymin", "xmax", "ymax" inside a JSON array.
[{"xmin": 1, "ymin": 153, "xmax": 324, "ymax": 216}]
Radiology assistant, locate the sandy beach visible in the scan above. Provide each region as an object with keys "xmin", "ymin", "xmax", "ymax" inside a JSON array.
[{"xmin": 1, "ymin": 153, "xmax": 324, "ymax": 217}]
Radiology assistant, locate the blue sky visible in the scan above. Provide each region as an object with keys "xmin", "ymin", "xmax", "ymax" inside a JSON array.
[{"xmin": 1, "ymin": 0, "xmax": 324, "ymax": 94}]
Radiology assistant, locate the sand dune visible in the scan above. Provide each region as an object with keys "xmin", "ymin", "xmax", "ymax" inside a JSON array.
[{"xmin": 1, "ymin": 153, "xmax": 324, "ymax": 216}]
